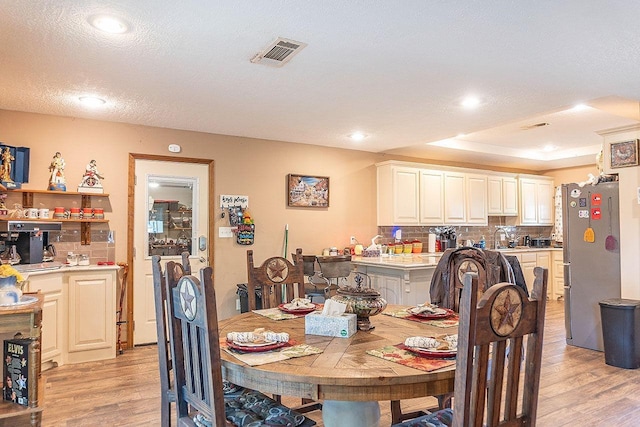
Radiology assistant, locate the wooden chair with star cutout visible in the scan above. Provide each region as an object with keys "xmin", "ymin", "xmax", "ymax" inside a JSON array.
[
  {"xmin": 246, "ymin": 248, "xmax": 305, "ymax": 310},
  {"xmin": 393, "ymin": 266, "xmax": 548, "ymax": 427}
]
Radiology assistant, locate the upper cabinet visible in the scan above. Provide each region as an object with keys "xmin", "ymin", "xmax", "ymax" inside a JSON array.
[
  {"xmin": 487, "ymin": 174, "xmax": 518, "ymax": 216},
  {"xmin": 518, "ymin": 176, "xmax": 554, "ymax": 225},
  {"xmin": 377, "ymin": 162, "xmax": 487, "ymax": 226}
]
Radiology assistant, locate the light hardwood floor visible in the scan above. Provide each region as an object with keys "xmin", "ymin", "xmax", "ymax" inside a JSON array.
[{"xmin": 8, "ymin": 299, "xmax": 640, "ymax": 426}]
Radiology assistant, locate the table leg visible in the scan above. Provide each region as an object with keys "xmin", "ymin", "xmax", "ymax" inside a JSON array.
[{"xmin": 322, "ymin": 400, "xmax": 381, "ymax": 427}]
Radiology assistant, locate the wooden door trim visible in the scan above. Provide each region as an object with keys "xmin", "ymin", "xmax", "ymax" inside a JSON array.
[{"xmin": 126, "ymin": 153, "xmax": 215, "ymax": 350}]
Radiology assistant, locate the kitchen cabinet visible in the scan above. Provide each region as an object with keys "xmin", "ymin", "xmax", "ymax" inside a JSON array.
[
  {"xmin": 67, "ymin": 270, "xmax": 115, "ymax": 364},
  {"xmin": 552, "ymin": 251, "xmax": 564, "ymax": 299},
  {"xmin": 488, "ymin": 174, "xmax": 518, "ymax": 216},
  {"xmin": 443, "ymin": 172, "xmax": 466, "ymax": 223},
  {"xmin": 353, "ymin": 261, "xmax": 435, "ymax": 306},
  {"xmin": 419, "ymin": 169, "xmax": 444, "ymax": 224},
  {"xmin": 377, "ymin": 164, "xmax": 420, "ymax": 225},
  {"xmin": 0, "ymin": 293, "xmax": 43, "ymax": 426},
  {"xmin": 518, "ymin": 177, "xmax": 554, "ymax": 225},
  {"xmin": 4, "ymin": 189, "xmax": 109, "ymax": 245},
  {"xmin": 505, "ymin": 249, "xmax": 551, "ymax": 296},
  {"xmin": 443, "ymin": 172, "xmax": 487, "ymax": 225},
  {"xmin": 25, "ymin": 272, "xmax": 64, "ymax": 370}
]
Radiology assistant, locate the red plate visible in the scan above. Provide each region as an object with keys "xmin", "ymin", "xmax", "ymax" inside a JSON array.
[
  {"xmin": 278, "ymin": 303, "xmax": 316, "ymax": 315},
  {"xmin": 409, "ymin": 307, "xmax": 455, "ymax": 320},
  {"xmin": 226, "ymin": 340, "xmax": 287, "ymax": 353},
  {"xmin": 402, "ymin": 344, "xmax": 457, "ymax": 359}
]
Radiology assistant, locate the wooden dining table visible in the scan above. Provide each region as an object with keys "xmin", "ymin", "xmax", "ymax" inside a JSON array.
[{"xmin": 218, "ymin": 305, "xmax": 458, "ymax": 427}]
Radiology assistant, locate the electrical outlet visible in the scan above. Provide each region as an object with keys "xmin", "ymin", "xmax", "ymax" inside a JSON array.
[
  {"xmin": 350, "ymin": 236, "xmax": 357, "ymax": 244},
  {"xmin": 235, "ymin": 298, "xmax": 241, "ymax": 311}
]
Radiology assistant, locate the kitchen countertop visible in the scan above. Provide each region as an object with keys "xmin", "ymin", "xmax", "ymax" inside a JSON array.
[
  {"xmin": 21, "ymin": 264, "xmax": 120, "ymax": 278},
  {"xmin": 351, "ymin": 247, "xmax": 561, "ymax": 269}
]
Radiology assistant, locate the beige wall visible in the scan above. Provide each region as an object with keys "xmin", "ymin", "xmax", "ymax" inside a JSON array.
[
  {"xmin": 3, "ymin": 108, "xmax": 609, "ymax": 320},
  {"xmin": 544, "ymin": 164, "xmax": 599, "ymax": 186}
]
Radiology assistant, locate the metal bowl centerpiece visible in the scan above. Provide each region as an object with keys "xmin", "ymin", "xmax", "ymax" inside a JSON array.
[{"xmin": 331, "ymin": 272, "xmax": 387, "ymax": 331}]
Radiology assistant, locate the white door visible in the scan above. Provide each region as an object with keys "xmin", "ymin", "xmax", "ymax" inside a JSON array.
[{"xmin": 133, "ymin": 158, "xmax": 210, "ymax": 345}]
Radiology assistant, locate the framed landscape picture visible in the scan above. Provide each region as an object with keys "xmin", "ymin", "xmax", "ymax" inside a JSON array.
[
  {"xmin": 287, "ymin": 174, "xmax": 329, "ymax": 207},
  {"xmin": 610, "ymin": 139, "xmax": 639, "ymax": 169}
]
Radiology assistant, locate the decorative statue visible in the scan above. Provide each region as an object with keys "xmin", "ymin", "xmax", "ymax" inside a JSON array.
[
  {"xmin": 77, "ymin": 159, "xmax": 105, "ymax": 193},
  {"xmin": 48, "ymin": 151, "xmax": 66, "ymax": 191},
  {"xmin": 0, "ymin": 147, "xmax": 14, "ymax": 182}
]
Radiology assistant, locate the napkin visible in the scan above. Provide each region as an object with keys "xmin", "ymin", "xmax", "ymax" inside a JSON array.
[
  {"xmin": 321, "ymin": 299, "xmax": 347, "ymax": 316},
  {"xmin": 409, "ymin": 302, "xmax": 439, "ymax": 314},
  {"xmin": 404, "ymin": 334, "xmax": 458, "ymax": 350},
  {"xmin": 283, "ymin": 298, "xmax": 314, "ymax": 310},
  {"xmin": 227, "ymin": 328, "xmax": 290, "ymax": 343}
]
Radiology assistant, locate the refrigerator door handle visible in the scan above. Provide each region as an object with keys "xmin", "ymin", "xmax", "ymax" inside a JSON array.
[{"xmin": 564, "ymin": 285, "xmax": 572, "ymax": 339}]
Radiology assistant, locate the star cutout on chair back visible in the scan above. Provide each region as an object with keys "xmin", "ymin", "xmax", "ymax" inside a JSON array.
[
  {"xmin": 490, "ymin": 288, "xmax": 522, "ymax": 336},
  {"xmin": 178, "ymin": 277, "xmax": 198, "ymax": 321},
  {"xmin": 267, "ymin": 258, "xmax": 289, "ymax": 283}
]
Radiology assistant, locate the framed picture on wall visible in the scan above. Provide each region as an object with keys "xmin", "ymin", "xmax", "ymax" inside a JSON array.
[
  {"xmin": 287, "ymin": 174, "xmax": 329, "ymax": 207},
  {"xmin": 610, "ymin": 139, "xmax": 639, "ymax": 169}
]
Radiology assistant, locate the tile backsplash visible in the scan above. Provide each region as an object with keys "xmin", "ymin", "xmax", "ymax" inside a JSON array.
[
  {"xmin": 47, "ymin": 228, "xmax": 115, "ymax": 264},
  {"xmin": 378, "ymin": 217, "xmax": 554, "ymax": 250}
]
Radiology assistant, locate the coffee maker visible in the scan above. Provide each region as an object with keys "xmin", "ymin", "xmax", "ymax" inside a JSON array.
[{"xmin": 0, "ymin": 221, "xmax": 62, "ymax": 264}]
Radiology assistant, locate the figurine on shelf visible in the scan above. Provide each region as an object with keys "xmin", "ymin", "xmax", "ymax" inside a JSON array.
[
  {"xmin": 48, "ymin": 152, "xmax": 66, "ymax": 191},
  {"xmin": 77, "ymin": 159, "xmax": 105, "ymax": 193},
  {"xmin": 0, "ymin": 147, "xmax": 14, "ymax": 183}
]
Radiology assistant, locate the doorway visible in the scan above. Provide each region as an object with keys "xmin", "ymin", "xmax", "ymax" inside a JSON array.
[{"xmin": 127, "ymin": 154, "xmax": 214, "ymax": 346}]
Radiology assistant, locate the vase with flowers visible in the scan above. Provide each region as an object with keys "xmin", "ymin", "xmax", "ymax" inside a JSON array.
[{"xmin": 0, "ymin": 264, "xmax": 25, "ymax": 305}]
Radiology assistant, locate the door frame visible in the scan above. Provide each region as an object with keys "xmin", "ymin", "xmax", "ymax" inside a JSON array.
[{"xmin": 126, "ymin": 153, "xmax": 215, "ymax": 349}]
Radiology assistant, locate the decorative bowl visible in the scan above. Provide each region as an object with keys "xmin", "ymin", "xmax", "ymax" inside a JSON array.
[{"xmin": 331, "ymin": 281, "xmax": 387, "ymax": 331}]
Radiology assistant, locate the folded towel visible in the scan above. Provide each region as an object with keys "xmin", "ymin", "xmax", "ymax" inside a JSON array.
[
  {"xmin": 404, "ymin": 334, "xmax": 458, "ymax": 351},
  {"xmin": 409, "ymin": 303, "xmax": 439, "ymax": 314},
  {"xmin": 283, "ymin": 298, "xmax": 314, "ymax": 310},
  {"xmin": 227, "ymin": 328, "xmax": 290, "ymax": 344}
]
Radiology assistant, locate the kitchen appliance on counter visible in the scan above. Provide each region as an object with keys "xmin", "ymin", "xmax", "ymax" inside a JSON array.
[
  {"xmin": 0, "ymin": 221, "xmax": 62, "ymax": 264},
  {"xmin": 562, "ymin": 181, "xmax": 620, "ymax": 351},
  {"xmin": 530, "ymin": 237, "xmax": 551, "ymax": 248}
]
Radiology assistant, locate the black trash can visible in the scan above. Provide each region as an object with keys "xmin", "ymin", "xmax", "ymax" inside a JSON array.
[
  {"xmin": 599, "ymin": 298, "xmax": 640, "ymax": 369},
  {"xmin": 236, "ymin": 283, "xmax": 262, "ymax": 313}
]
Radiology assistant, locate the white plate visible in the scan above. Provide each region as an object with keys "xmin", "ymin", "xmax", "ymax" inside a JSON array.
[
  {"xmin": 232, "ymin": 340, "xmax": 278, "ymax": 348},
  {"xmin": 0, "ymin": 295, "xmax": 38, "ymax": 307}
]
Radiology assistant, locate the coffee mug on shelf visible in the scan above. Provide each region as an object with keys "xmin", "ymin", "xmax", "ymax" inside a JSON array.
[
  {"xmin": 38, "ymin": 208, "xmax": 50, "ymax": 219},
  {"xmin": 82, "ymin": 208, "xmax": 93, "ymax": 219},
  {"xmin": 69, "ymin": 207, "xmax": 81, "ymax": 219},
  {"xmin": 23, "ymin": 208, "xmax": 38, "ymax": 219}
]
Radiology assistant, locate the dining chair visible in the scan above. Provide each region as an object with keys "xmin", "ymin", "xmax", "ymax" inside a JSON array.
[
  {"xmin": 165, "ymin": 261, "xmax": 317, "ymax": 426},
  {"xmin": 246, "ymin": 248, "xmax": 305, "ymax": 309},
  {"xmin": 152, "ymin": 254, "xmax": 190, "ymax": 427},
  {"xmin": 392, "ymin": 266, "xmax": 548, "ymax": 427}
]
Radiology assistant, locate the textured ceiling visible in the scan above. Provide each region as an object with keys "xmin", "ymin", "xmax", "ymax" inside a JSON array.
[{"xmin": 1, "ymin": 1, "xmax": 639, "ymax": 171}]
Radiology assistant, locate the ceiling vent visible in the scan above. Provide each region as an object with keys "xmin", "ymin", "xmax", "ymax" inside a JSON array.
[
  {"xmin": 521, "ymin": 122, "xmax": 550, "ymax": 130},
  {"xmin": 250, "ymin": 37, "xmax": 307, "ymax": 67}
]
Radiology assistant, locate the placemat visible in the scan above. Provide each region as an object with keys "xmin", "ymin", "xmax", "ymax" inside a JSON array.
[
  {"xmin": 221, "ymin": 339, "xmax": 323, "ymax": 366},
  {"xmin": 366, "ymin": 344, "xmax": 456, "ymax": 372},
  {"xmin": 383, "ymin": 308, "xmax": 459, "ymax": 328},
  {"xmin": 252, "ymin": 305, "xmax": 323, "ymax": 321}
]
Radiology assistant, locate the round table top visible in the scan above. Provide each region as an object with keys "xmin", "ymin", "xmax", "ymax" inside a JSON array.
[{"xmin": 218, "ymin": 305, "xmax": 457, "ymax": 402}]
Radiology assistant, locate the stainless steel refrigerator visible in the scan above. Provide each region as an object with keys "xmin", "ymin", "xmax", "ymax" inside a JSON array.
[{"xmin": 562, "ymin": 181, "xmax": 621, "ymax": 351}]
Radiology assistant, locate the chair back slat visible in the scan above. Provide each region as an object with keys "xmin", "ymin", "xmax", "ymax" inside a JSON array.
[
  {"xmin": 452, "ymin": 267, "xmax": 548, "ymax": 427},
  {"xmin": 165, "ymin": 263, "xmax": 227, "ymax": 426},
  {"xmin": 246, "ymin": 248, "xmax": 305, "ymax": 309}
]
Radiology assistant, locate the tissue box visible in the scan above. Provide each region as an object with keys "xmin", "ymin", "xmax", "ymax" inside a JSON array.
[{"xmin": 305, "ymin": 312, "xmax": 357, "ymax": 338}]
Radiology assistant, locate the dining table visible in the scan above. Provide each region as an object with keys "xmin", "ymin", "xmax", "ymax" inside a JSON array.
[{"xmin": 218, "ymin": 304, "xmax": 458, "ymax": 427}]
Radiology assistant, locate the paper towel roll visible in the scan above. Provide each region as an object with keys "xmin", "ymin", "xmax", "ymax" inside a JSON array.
[{"xmin": 428, "ymin": 233, "xmax": 436, "ymax": 253}]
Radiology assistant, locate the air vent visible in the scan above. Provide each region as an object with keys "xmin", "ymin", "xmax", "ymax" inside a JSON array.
[
  {"xmin": 250, "ymin": 37, "xmax": 307, "ymax": 67},
  {"xmin": 521, "ymin": 122, "xmax": 550, "ymax": 130}
]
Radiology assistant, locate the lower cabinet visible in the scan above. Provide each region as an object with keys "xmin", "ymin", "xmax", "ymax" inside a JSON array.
[
  {"xmin": 552, "ymin": 251, "xmax": 564, "ymax": 299},
  {"xmin": 506, "ymin": 250, "xmax": 553, "ymax": 297},
  {"xmin": 26, "ymin": 267, "xmax": 118, "ymax": 369},
  {"xmin": 353, "ymin": 264, "xmax": 435, "ymax": 306}
]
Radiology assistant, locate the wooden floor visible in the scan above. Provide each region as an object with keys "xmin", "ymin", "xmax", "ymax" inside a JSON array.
[{"xmin": 9, "ymin": 299, "xmax": 640, "ymax": 426}]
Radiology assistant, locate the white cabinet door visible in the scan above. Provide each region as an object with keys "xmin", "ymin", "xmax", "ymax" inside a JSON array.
[
  {"xmin": 377, "ymin": 164, "xmax": 420, "ymax": 225},
  {"xmin": 444, "ymin": 172, "xmax": 466, "ymax": 223},
  {"xmin": 503, "ymin": 177, "xmax": 518, "ymax": 215},
  {"xmin": 466, "ymin": 173, "xmax": 487, "ymax": 225},
  {"xmin": 487, "ymin": 176, "xmax": 504, "ymax": 215},
  {"xmin": 552, "ymin": 251, "xmax": 564, "ymax": 299},
  {"xmin": 519, "ymin": 179, "xmax": 538, "ymax": 225},
  {"xmin": 27, "ymin": 273, "xmax": 64, "ymax": 369},
  {"xmin": 536, "ymin": 251, "xmax": 551, "ymax": 298},
  {"xmin": 419, "ymin": 169, "xmax": 444, "ymax": 224},
  {"xmin": 537, "ymin": 180, "xmax": 554, "ymax": 225},
  {"xmin": 67, "ymin": 271, "xmax": 115, "ymax": 364}
]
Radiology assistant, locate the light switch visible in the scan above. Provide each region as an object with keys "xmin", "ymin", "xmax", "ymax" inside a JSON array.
[{"xmin": 219, "ymin": 227, "xmax": 234, "ymax": 238}]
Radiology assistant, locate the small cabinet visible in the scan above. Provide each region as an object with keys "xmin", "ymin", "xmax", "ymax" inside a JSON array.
[
  {"xmin": 552, "ymin": 251, "xmax": 564, "ymax": 299},
  {"xmin": 419, "ymin": 169, "xmax": 444, "ymax": 224},
  {"xmin": 444, "ymin": 172, "xmax": 487, "ymax": 225},
  {"xmin": 509, "ymin": 250, "xmax": 551, "ymax": 295},
  {"xmin": 518, "ymin": 177, "xmax": 554, "ymax": 225},
  {"xmin": 488, "ymin": 175, "xmax": 518, "ymax": 216},
  {"xmin": 377, "ymin": 165, "xmax": 420, "ymax": 225}
]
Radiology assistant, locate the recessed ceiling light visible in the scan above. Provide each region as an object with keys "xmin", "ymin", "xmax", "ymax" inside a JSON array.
[
  {"xmin": 461, "ymin": 96, "xmax": 481, "ymax": 109},
  {"xmin": 349, "ymin": 132, "xmax": 367, "ymax": 141},
  {"xmin": 89, "ymin": 15, "xmax": 129, "ymax": 34},
  {"xmin": 456, "ymin": 133, "xmax": 466, "ymax": 138},
  {"xmin": 78, "ymin": 96, "xmax": 106, "ymax": 107},
  {"xmin": 571, "ymin": 103, "xmax": 589, "ymax": 111},
  {"xmin": 543, "ymin": 144, "xmax": 557, "ymax": 152}
]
